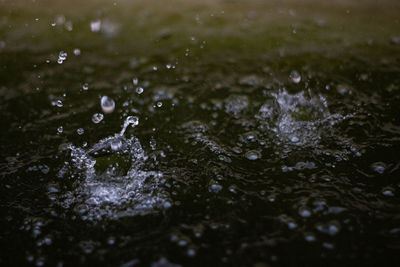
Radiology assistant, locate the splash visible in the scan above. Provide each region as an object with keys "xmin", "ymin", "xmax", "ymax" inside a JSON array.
[{"xmin": 58, "ymin": 117, "xmax": 168, "ymax": 221}]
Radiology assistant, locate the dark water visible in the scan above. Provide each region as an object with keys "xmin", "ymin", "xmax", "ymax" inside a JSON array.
[{"xmin": 1, "ymin": 0, "xmax": 400, "ymax": 266}]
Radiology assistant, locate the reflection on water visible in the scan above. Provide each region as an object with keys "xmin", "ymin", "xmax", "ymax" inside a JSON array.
[{"xmin": 0, "ymin": 0, "xmax": 400, "ymax": 266}]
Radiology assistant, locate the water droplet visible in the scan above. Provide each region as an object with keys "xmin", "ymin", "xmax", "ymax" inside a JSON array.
[
  {"xmin": 73, "ymin": 48, "xmax": 81, "ymax": 56},
  {"xmin": 56, "ymin": 100, "xmax": 63, "ymax": 107},
  {"xmin": 289, "ymin": 70, "xmax": 301, "ymax": 83},
  {"xmin": 209, "ymin": 183, "xmax": 222, "ymax": 193},
  {"xmin": 132, "ymin": 77, "xmax": 138, "ymax": 86},
  {"xmin": 245, "ymin": 150, "xmax": 261, "ymax": 160},
  {"xmin": 290, "ymin": 136, "xmax": 299, "ymax": 143},
  {"xmin": 371, "ymin": 162, "xmax": 386, "ymax": 174},
  {"xmin": 82, "ymin": 83, "xmax": 89, "ymax": 90},
  {"xmin": 157, "ymin": 101, "xmax": 163, "ymax": 107},
  {"xmin": 382, "ymin": 188, "xmax": 394, "ymax": 197},
  {"xmin": 120, "ymin": 116, "xmax": 139, "ymax": 136},
  {"xmin": 57, "ymin": 126, "xmax": 63, "ymax": 133},
  {"xmin": 92, "ymin": 113, "xmax": 104, "ymax": 124},
  {"xmin": 101, "ymin": 96, "xmax": 115, "ymax": 114},
  {"xmin": 58, "ymin": 51, "xmax": 67, "ymax": 64},
  {"xmin": 126, "ymin": 116, "xmax": 139, "ymax": 126},
  {"xmin": 299, "ymin": 208, "xmax": 311, "ymax": 218},
  {"xmin": 77, "ymin": 128, "xmax": 84, "ymax": 135},
  {"xmin": 110, "ymin": 139, "xmax": 122, "ymax": 151},
  {"xmin": 90, "ymin": 20, "xmax": 101, "ymax": 32},
  {"xmin": 136, "ymin": 87, "xmax": 144, "ymax": 94}
]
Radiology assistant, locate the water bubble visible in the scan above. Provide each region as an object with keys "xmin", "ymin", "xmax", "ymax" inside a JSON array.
[
  {"xmin": 92, "ymin": 113, "xmax": 104, "ymax": 124},
  {"xmin": 101, "ymin": 96, "xmax": 115, "ymax": 114},
  {"xmin": 77, "ymin": 128, "xmax": 84, "ymax": 135},
  {"xmin": 90, "ymin": 20, "xmax": 101, "ymax": 32},
  {"xmin": 136, "ymin": 87, "xmax": 144, "ymax": 94},
  {"xmin": 57, "ymin": 126, "xmax": 63, "ymax": 133},
  {"xmin": 371, "ymin": 162, "xmax": 386, "ymax": 174},
  {"xmin": 82, "ymin": 83, "xmax": 89, "ymax": 90},
  {"xmin": 289, "ymin": 70, "xmax": 301, "ymax": 83},
  {"xmin": 245, "ymin": 150, "xmax": 261, "ymax": 160},
  {"xmin": 73, "ymin": 48, "xmax": 81, "ymax": 56}
]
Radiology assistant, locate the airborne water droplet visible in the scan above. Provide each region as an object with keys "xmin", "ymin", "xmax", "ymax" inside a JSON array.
[
  {"xmin": 82, "ymin": 83, "xmax": 89, "ymax": 90},
  {"xmin": 77, "ymin": 128, "xmax": 84, "ymax": 135},
  {"xmin": 57, "ymin": 126, "xmax": 63, "ymax": 133},
  {"xmin": 92, "ymin": 113, "xmax": 104, "ymax": 124},
  {"xmin": 289, "ymin": 70, "xmax": 301, "ymax": 83},
  {"xmin": 101, "ymin": 96, "xmax": 115, "ymax": 114},
  {"xmin": 136, "ymin": 87, "xmax": 144, "ymax": 94}
]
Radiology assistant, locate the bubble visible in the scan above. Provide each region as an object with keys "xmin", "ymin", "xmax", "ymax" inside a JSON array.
[
  {"xmin": 289, "ymin": 70, "xmax": 301, "ymax": 83},
  {"xmin": 57, "ymin": 126, "xmax": 63, "ymax": 133},
  {"xmin": 136, "ymin": 87, "xmax": 144, "ymax": 94},
  {"xmin": 371, "ymin": 162, "xmax": 386, "ymax": 174},
  {"xmin": 92, "ymin": 113, "xmax": 104, "ymax": 124},
  {"xmin": 77, "ymin": 128, "xmax": 84, "ymax": 135},
  {"xmin": 101, "ymin": 96, "xmax": 115, "ymax": 114},
  {"xmin": 82, "ymin": 83, "xmax": 89, "ymax": 90},
  {"xmin": 245, "ymin": 150, "xmax": 261, "ymax": 160}
]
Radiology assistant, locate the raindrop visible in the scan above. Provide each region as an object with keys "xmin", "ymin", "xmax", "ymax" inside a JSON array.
[
  {"xmin": 92, "ymin": 113, "xmax": 104, "ymax": 124},
  {"xmin": 289, "ymin": 70, "xmax": 301, "ymax": 83},
  {"xmin": 245, "ymin": 150, "xmax": 261, "ymax": 160},
  {"xmin": 101, "ymin": 96, "xmax": 115, "ymax": 114}
]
